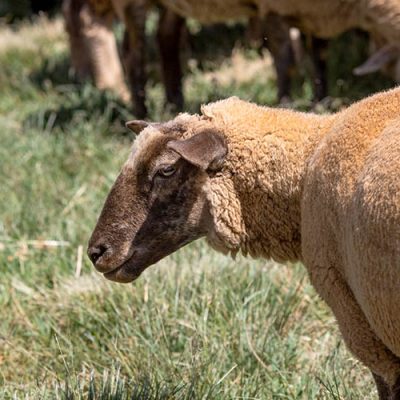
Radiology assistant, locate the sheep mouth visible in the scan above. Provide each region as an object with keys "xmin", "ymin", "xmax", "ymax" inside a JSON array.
[
  {"xmin": 102, "ymin": 248, "xmax": 166, "ymax": 283},
  {"xmin": 103, "ymin": 251, "xmax": 147, "ymax": 283},
  {"xmin": 102, "ymin": 238, "xmax": 196, "ymax": 283}
]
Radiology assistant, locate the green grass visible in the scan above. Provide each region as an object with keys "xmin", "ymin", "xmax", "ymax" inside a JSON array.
[{"xmin": 0, "ymin": 16, "xmax": 393, "ymax": 399}]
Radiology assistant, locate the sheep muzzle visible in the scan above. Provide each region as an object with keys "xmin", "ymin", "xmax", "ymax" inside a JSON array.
[{"xmin": 87, "ymin": 126, "xmax": 226, "ymax": 283}]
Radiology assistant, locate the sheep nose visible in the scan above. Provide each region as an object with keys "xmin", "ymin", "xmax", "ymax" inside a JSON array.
[{"xmin": 87, "ymin": 243, "xmax": 109, "ymax": 266}]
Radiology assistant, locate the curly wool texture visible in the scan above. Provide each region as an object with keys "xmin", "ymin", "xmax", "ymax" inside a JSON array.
[
  {"xmin": 159, "ymin": 90, "xmax": 400, "ymax": 385},
  {"xmin": 198, "ymin": 97, "xmax": 334, "ymax": 262}
]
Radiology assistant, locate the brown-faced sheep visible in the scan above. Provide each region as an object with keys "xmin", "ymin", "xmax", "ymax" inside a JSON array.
[{"xmin": 88, "ymin": 88, "xmax": 400, "ymax": 399}]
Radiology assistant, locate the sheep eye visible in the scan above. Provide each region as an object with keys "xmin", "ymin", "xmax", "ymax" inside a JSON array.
[{"xmin": 158, "ymin": 165, "xmax": 176, "ymax": 177}]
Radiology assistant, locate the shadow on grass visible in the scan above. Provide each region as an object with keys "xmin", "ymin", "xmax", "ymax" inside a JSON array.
[
  {"xmin": 24, "ymin": 83, "xmax": 132, "ymax": 134},
  {"xmin": 186, "ymin": 23, "xmax": 246, "ymax": 68},
  {"xmin": 25, "ymin": 47, "xmax": 134, "ymax": 134},
  {"xmin": 30, "ymin": 53, "xmax": 77, "ymax": 88},
  {"xmin": 326, "ymin": 30, "xmax": 395, "ymax": 101}
]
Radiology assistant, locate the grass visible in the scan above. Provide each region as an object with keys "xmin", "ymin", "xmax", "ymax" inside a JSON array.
[{"xmin": 0, "ymin": 15, "xmax": 394, "ymax": 399}]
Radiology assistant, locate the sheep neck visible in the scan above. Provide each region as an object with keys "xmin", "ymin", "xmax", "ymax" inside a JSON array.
[{"xmin": 205, "ymin": 106, "xmax": 335, "ymax": 264}]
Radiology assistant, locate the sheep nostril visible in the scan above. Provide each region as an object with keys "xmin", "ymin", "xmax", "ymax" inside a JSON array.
[{"xmin": 88, "ymin": 244, "xmax": 108, "ymax": 265}]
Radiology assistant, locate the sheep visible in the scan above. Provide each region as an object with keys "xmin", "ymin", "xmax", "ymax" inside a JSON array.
[
  {"xmin": 64, "ymin": 0, "xmax": 400, "ymax": 118},
  {"xmin": 62, "ymin": 0, "xmax": 148, "ymax": 116},
  {"xmin": 354, "ymin": 41, "xmax": 400, "ymax": 82},
  {"xmin": 258, "ymin": 0, "xmax": 400, "ymax": 83},
  {"xmin": 88, "ymin": 88, "xmax": 400, "ymax": 399},
  {"xmin": 62, "ymin": 0, "xmax": 197, "ymax": 116},
  {"xmin": 63, "ymin": 0, "xmax": 299, "ymax": 117},
  {"xmin": 160, "ymin": 0, "xmax": 400, "ymax": 87},
  {"xmin": 62, "ymin": 0, "xmax": 132, "ymax": 104}
]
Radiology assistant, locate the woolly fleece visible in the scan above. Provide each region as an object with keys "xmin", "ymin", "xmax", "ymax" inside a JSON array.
[{"xmin": 158, "ymin": 89, "xmax": 400, "ymax": 385}]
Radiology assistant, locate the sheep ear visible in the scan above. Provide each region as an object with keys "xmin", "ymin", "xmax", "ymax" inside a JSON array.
[
  {"xmin": 167, "ymin": 130, "xmax": 227, "ymax": 171},
  {"xmin": 353, "ymin": 44, "xmax": 399, "ymax": 75},
  {"xmin": 125, "ymin": 120, "xmax": 151, "ymax": 134}
]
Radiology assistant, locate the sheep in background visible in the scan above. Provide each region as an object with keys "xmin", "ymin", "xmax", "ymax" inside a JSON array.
[
  {"xmin": 161, "ymin": 0, "xmax": 400, "ymax": 94},
  {"xmin": 63, "ymin": 0, "xmax": 133, "ymax": 102},
  {"xmin": 88, "ymin": 88, "xmax": 400, "ymax": 399},
  {"xmin": 62, "ymin": 0, "xmax": 302, "ymax": 117},
  {"xmin": 260, "ymin": 0, "xmax": 400, "ymax": 86},
  {"xmin": 354, "ymin": 39, "xmax": 400, "ymax": 82},
  {"xmin": 63, "ymin": 0, "xmax": 160, "ymax": 108},
  {"xmin": 63, "ymin": 0, "xmax": 400, "ymax": 118}
]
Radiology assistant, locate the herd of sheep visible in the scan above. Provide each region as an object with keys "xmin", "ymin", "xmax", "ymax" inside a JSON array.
[
  {"xmin": 63, "ymin": 0, "xmax": 400, "ymax": 117},
  {"xmin": 55, "ymin": 0, "xmax": 400, "ymax": 398}
]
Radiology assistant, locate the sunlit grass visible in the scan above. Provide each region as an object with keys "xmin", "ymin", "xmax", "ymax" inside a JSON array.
[{"xmin": 0, "ymin": 16, "xmax": 391, "ymax": 399}]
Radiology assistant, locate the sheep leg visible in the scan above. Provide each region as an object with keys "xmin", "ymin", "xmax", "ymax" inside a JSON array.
[
  {"xmin": 122, "ymin": 1, "xmax": 148, "ymax": 118},
  {"xmin": 307, "ymin": 265, "xmax": 400, "ymax": 394},
  {"xmin": 71, "ymin": 1, "xmax": 130, "ymax": 103},
  {"xmin": 62, "ymin": 0, "xmax": 92, "ymax": 80},
  {"xmin": 391, "ymin": 376, "xmax": 400, "ymax": 399},
  {"xmin": 373, "ymin": 373, "xmax": 400, "ymax": 400},
  {"xmin": 373, "ymin": 373, "xmax": 391, "ymax": 400},
  {"xmin": 87, "ymin": 11, "xmax": 131, "ymax": 103},
  {"xmin": 263, "ymin": 13, "xmax": 295, "ymax": 102},
  {"xmin": 157, "ymin": 7, "xmax": 185, "ymax": 111},
  {"xmin": 310, "ymin": 36, "xmax": 328, "ymax": 101}
]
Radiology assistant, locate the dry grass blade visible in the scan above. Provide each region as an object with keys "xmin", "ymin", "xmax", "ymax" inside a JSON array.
[{"xmin": 75, "ymin": 245, "xmax": 84, "ymax": 278}]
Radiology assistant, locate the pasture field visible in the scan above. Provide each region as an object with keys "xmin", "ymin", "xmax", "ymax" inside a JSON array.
[{"xmin": 0, "ymin": 15, "xmax": 393, "ymax": 399}]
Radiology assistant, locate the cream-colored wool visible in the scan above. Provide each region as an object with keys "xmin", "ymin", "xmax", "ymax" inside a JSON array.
[
  {"xmin": 154, "ymin": 89, "xmax": 400, "ymax": 386},
  {"xmin": 199, "ymin": 98, "xmax": 335, "ymax": 262},
  {"xmin": 160, "ymin": 0, "xmax": 400, "ymax": 40},
  {"xmin": 100, "ymin": 0, "xmax": 400, "ymax": 56},
  {"xmin": 90, "ymin": 0, "xmax": 399, "ymax": 39},
  {"xmin": 159, "ymin": 0, "xmax": 400, "ymax": 79},
  {"xmin": 71, "ymin": 0, "xmax": 400, "ymax": 111},
  {"xmin": 301, "ymin": 89, "xmax": 400, "ymax": 385}
]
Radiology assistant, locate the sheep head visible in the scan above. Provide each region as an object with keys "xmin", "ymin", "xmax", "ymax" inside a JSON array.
[
  {"xmin": 353, "ymin": 43, "xmax": 400, "ymax": 82},
  {"xmin": 87, "ymin": 119, "xmax": 227, "ymax": 283}
]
